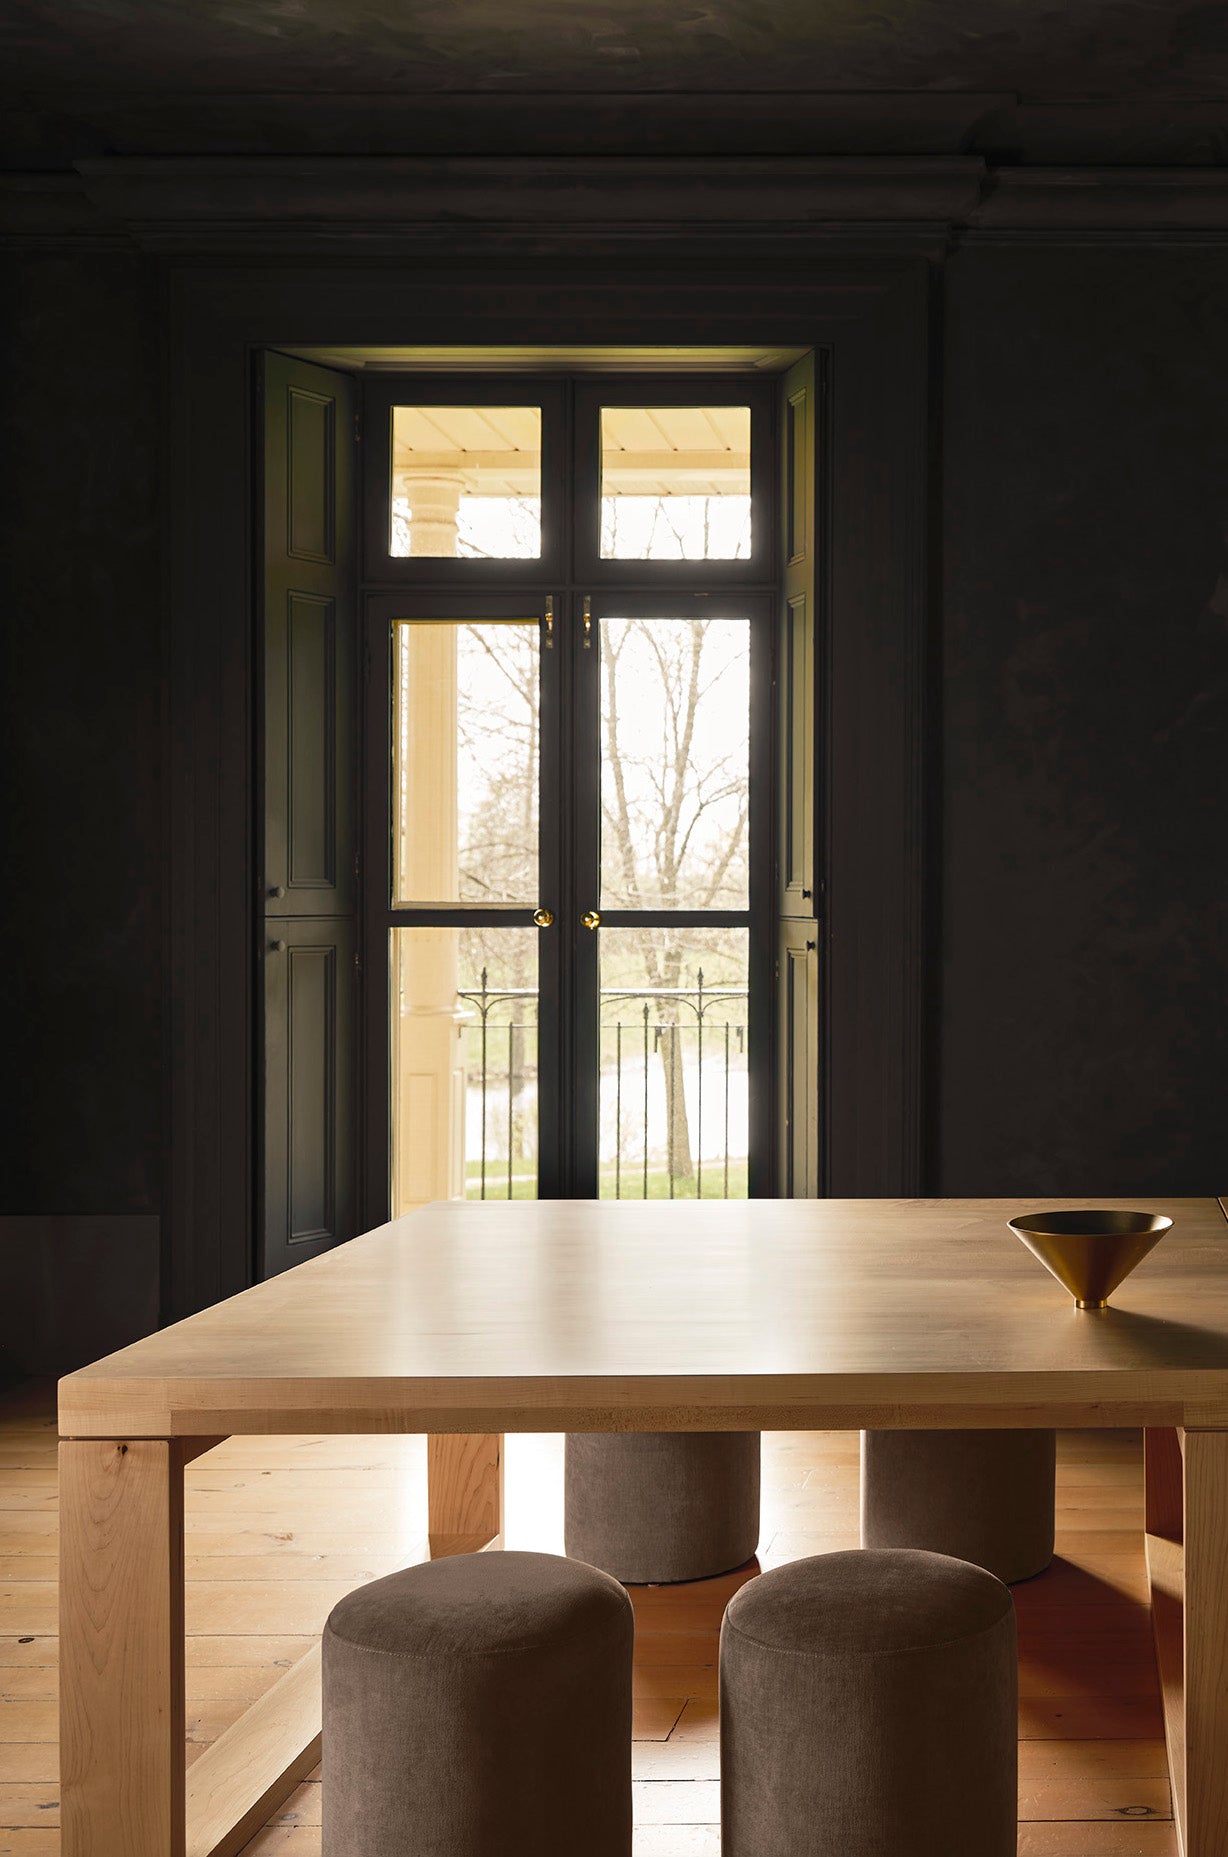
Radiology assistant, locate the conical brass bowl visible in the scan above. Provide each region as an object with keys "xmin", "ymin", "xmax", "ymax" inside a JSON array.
[{"xmin": 1008, "ymin": 1209, "xmax": 1173, "ymax": 1310}]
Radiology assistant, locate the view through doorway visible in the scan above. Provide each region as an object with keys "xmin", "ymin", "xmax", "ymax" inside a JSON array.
[
  {"xmin": 368, "ymin": 374, "xmax": 777, "ymax": 1210},
  {"xmin": 260, "ymin": 343, "xmax": 823, "ymax": 1280}
]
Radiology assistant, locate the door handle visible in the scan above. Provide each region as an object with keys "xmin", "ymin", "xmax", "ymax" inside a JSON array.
[
  {"xmin": 581, "ymin": 910, "xmax": 601, "ymax": 930},
  {"xmin": 533, "ymin": 908, "xmax": 554, "ymax": 928}
]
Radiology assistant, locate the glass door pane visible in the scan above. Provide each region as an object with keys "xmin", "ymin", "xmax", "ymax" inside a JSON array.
[
  {"xmin": 390, "ymin": 406, "xmax": 542, "ymax": 558},
  {"xmin": 599, "ymin": 616, "xmax": 750, "ymax": 910},
  {"xmin": 599, "ymin": 927, "xmax": 749, "ymax": 1200},
  {"xmin": 595, "ymin": 608, "xmax": 753, "ymax": 1201},
  {"xmin": 393, "ymin": 619, "xmax": 539, "ymax": 907},
  {"xmin": 391, "ymin": 926, "xmax": 539, "ymax": 1214},
  {"xmin": 600, "ymin": 406, "xmax": 751, "ymax": 560},
  {"xmin": 389, "ymin": 616, "xmax": 544, "ymax": 1212}
]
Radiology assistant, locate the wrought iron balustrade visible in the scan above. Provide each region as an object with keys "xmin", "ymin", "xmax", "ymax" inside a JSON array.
[{"xmin": 456, "ymin": 968, "xmax": 749, "ymax": 1201}]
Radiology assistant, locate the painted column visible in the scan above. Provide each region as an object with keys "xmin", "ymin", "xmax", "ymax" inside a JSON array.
[{"xmin": 391, "ymin": 472, "xmax": 469, "ymax": 1211}]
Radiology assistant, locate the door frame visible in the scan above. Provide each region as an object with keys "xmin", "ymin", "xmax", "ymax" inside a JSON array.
[
  {"xmin": 361, "ymin": 369, "xmax": 778, "ymax": 1213},
  {"xmin": 165, "ymin": 252, "xmax": 932, "ymax": 1322}
]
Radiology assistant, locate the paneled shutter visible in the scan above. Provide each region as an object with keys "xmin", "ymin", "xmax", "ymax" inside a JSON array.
[{"xmin": 261, "ymin": 352, "xmax": 357, "ymax": 1275}]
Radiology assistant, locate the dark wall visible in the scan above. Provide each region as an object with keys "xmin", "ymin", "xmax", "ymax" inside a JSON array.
[
  {"xmin": 2, "ymin": 233, "xmax": 1224, "ymax": 1374},
  {"xmin": 940, "ymin": 247, "xmax": 1228, "ymax": 1193},
  {"xmin": 0, "ymin": 250, "xmax": 163, "ymax": 1364}
]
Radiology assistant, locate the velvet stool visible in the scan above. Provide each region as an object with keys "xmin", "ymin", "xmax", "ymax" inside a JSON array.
[
  {"xmin": 720, "ymin": 1548, "xmax": 1017, "ymax": 1857},
  {"xmin": 565, "ymin": 1431, "xmax": 760, "ymax": 1583},
  {"xmin": 322, "ymin": 1549, "xmax": 633, "ymax": 1856},
  {"xmin": 861, "ymin": 1427, "xmax": 1057, "ymax": 1583}
]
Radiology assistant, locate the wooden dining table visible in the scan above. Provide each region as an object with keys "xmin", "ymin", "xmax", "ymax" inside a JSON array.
[{"xmin": 58, "ymin": 1194, "xmax": 1228, "ymax": 1856}]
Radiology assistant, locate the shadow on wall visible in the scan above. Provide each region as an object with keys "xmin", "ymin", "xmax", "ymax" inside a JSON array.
[
  {"xmin": 940, "ymin": 250, "xmax": 1228, "ymax": 1194},
  {"xmin": 0, "ymin": 1215, "xmax": 160, "ymax": 1375}
]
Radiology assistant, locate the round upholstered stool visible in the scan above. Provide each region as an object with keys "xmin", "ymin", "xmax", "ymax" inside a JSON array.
[
  {"xmin": 720, "ymin": 1548, "xmax": 1017, "ymax": 1857},
  {"xmin": 565, "ymin": 1431, "xmax": 760, "ymax": 1584},
  {"xmin": 322, "ymin": 1550, "xmax": 633, "ymax": 1857},
  {"xmin": 861, "ymin": 1428, "xmax": 1056, "ymax": 1583}
]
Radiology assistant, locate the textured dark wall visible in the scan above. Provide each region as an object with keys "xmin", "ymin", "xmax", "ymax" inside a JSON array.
[
  {"xmin": 2, "ymin": 234, "xmax": 1225, "ymax": 1274},
  {"xmin": 940, "ymin": 248, "xmax": 1228, "ymax": 1193},
  {"xmin": 0, "ymin": 251, "xmax": 162, "ymax": 1218}
]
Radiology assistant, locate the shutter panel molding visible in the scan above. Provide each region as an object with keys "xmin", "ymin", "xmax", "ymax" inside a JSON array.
[
  {"xmin": 263, "ymin": 355, "xmax": 355, "ymax": 918},
  {"xmin": 777, "ymin": 924, "xmax": 820, "ymax": 1197},
  {"xmin": 262, "ymin": 918, "xmax": 355, "ymax": 1268}
]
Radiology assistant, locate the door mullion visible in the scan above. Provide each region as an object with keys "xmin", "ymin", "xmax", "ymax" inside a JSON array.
[
  {"xmin": 536, "ymin": 588, "xmax": 567, "ymax": 1197},
  {"xmin": 567, "ymin": 588, "xmax": 602, "ymax": 1197},
  {"xmin": 360, "ymin": 599, "xmax": 392, "ymax": 1228}
]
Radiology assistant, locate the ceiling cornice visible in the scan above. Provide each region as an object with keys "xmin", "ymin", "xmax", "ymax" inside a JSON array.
[
  {"xmin": 968, "ymin": 165, "xmax": 1228, "ymax": 232},
  {"xmin": 7, "ymin": 157, "xmax": 1228, "ymax": 253},
  {"xmin": 70, "ymin": 156, "xmax": 987, "ymax": 253},
  {"xmin": 0, "ymin": 173, "xmax": 129, "ymax": 249},
  {"xmin": 4, "ymin": 89, "xmax": 1014, "ymax": 161}
]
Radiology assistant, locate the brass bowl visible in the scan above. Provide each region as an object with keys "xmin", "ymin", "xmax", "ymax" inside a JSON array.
[{"xmin": 1008, "ymin": 1209, "xmax": 1173, "ymax": 1310}]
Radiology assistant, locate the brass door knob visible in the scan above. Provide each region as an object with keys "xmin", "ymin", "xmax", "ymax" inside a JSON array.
[
  {"xmin": 533, "ymin": 907, "xmax": 554, "ymax": 927},
  {"xmin": 581, "ymin": 910, "xmax": 601, "ymax": 930}
]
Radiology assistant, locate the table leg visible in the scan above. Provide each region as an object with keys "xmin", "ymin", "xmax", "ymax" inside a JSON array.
[
  {"xmin": 1145, "ymin": 1429, "xmax": 1186, "ymax": 1837},
  {"xmin": 1144, "ymin": 1427, "xmax": 1183, "ymax": 1542},
  {"xmin": 60, "ymin": 1439, "xmax": 186, "ymax": 1857},
  {"xmin": 428, "ymin": 1433, "xmax": 504, "ymax": 1557},
  {"xmin": 1183, "ymin": 1428, "xmax": 1228, "ymax": 1856}
]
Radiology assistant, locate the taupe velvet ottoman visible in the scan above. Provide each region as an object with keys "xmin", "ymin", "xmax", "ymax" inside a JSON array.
[
  {"xmin": 720, "ymin": 1548, "xmax": 1017, "ymax": 1857},
  {"xmin": 861, "ymin": 1427, "xmax": 1057, "ymax": 1583},
  {"xmin": 322, "ymin": 1549, "xmax": 633, "ymax": 1855},
  {"xmin": 565, "ymin": 1431, "xmax": 760, "ymax": 1583}
]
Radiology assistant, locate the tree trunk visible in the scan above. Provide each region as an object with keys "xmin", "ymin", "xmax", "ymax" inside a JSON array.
[{"xmin": 659, "ymin": 1019, "xmax": 694, "ymax": 1185}]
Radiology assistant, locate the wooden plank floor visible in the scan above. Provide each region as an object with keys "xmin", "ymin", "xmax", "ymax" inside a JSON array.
[{"xmin": 0, "ymin": 1379, "xmax": 1173, "ymax": 1854}]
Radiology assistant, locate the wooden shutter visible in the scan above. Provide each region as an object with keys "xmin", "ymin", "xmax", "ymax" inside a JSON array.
[
  {"xmin": 260, "ymin": 352, "xmax": 357, "ymax": 1276},
  {"xmin": 776, "ymin": 352, "xmax": 821, "ymax": 1195}
]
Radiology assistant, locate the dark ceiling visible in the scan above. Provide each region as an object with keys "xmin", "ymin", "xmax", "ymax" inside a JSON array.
[
  {"xmin": 6, "ymin": 0, "xmax": 1228, "ymax": 167},
  {"xmin": 6, "ymin": 0, "xmax": 1228, "ymax": 95}
]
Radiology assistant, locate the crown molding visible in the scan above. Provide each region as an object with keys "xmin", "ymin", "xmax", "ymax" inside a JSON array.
[
  {"xmin": 0, "ymin": 174, "xmax": 130, "ymax": 250},
  {"xmin": 9, "ymin": 88, "xmax": 1014, "ymax": 160},
  {"xmin": 7, "ymin": 158, "xmax": 1228, "ymax": 253},
  {"xmin": 12, "ymin": 89, "xmax": 1228, "ymax": 169},
  {"xmin": 68, "ymin": 155, "xmax": 987, "ymax": 254},
  {"xmin": 968, "ymin": 166, "xmax": 1228, "ymax": 235}
]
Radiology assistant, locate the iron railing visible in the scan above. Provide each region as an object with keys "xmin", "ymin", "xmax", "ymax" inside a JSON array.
[
  {"xmin": 454, "ymin": 978, "xmax": 537, "ymax": 1202},
  {"xmin": 457, "ymin": 969, "xmax": 748, "ymax": 1201}
]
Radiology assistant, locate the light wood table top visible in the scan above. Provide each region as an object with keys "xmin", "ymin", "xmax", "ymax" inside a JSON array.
[
  {"xmin": 59, "ymin": 1197, "xmax": 1228, "ymax": 1438},
  {"xmin": 56, "ymin": 1196, "xmax": 1228, "ymax": 1857}
]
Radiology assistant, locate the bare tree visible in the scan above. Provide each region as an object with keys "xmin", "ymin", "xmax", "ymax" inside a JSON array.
[
  {"xmin": 441, "ymin": 493, "xmax": 751, "ymax": 1191},
  {"xmin": 600, "ymin": 616, "xmax": 749, "ymax": 1179}
]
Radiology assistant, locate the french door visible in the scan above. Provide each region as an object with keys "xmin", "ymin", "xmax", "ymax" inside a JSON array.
[{"xmin": 361, "ymin": 375, "xmax": 777, "ymax": 1208}]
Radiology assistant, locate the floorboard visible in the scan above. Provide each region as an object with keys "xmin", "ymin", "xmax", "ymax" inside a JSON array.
[{"xmin": 0, "ymin": 1386, "xmax": 1171, "ymax": 1852}]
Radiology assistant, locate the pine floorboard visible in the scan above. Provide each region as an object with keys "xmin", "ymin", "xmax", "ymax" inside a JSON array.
[{"xmin": 0, "ymin": 1382, "xmax": 1175, "ymax": 1854}]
